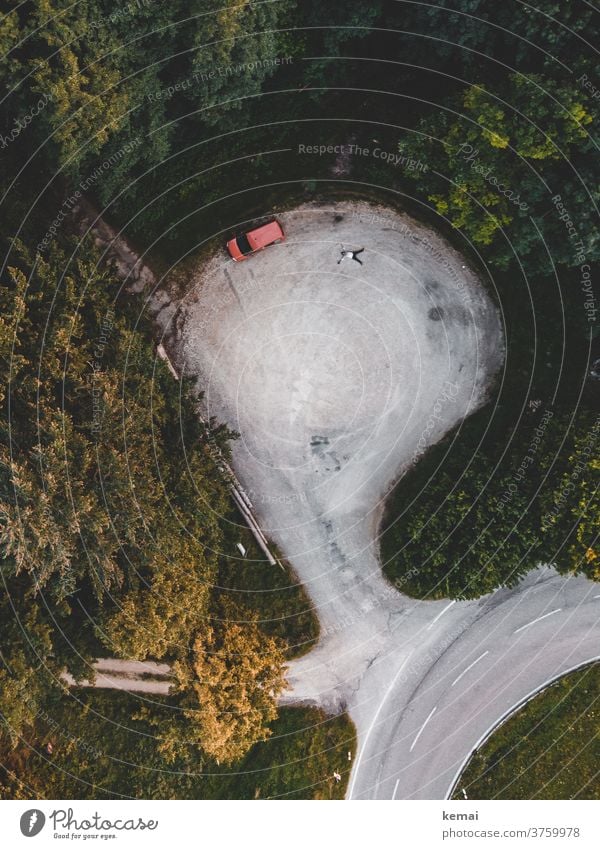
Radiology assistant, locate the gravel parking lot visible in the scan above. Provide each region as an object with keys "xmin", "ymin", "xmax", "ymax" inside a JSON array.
[{"xmin": 159, "ymin": 199, "xmax": 504, "ymax": 720}]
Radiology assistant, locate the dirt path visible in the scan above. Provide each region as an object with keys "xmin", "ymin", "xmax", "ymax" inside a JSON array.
[{"xmin": 62, "ymin": 658, "xmax": 172, "ymax": 695}]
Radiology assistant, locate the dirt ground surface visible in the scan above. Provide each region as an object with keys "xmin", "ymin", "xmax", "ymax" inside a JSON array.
[{"xmin": 153, "ymin": 200, "xmax": 508, "ymax": 789}]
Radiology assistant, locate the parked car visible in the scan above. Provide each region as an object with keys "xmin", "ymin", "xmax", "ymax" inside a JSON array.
[{"xmin": 226, "ymin": 219, "xmax": 285, "ymax": 261}]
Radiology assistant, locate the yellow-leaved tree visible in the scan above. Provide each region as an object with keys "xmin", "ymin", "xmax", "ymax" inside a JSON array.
[{"xmin": 167, "ymin": 623, "xmax": 287, "ymax": 764}]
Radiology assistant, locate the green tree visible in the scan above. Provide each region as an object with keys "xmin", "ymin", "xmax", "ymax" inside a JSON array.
[
  {"xmin": 542, "ymin": 426, "xmax": 600, "ymax": 580},
  {"xmin": 0, "ymin": 237, "xmax": 231, "ymax": 743},
  {"xmin": 0, "ymin": 231, "xmax": 301, "ymax": 772},
  {"xmin": 382, "ymin": 411, "xmax": 599, "ymax": 599},
  {"xmin": 404, "ymin": 74, "xmax": 597, "ymax": 268}
]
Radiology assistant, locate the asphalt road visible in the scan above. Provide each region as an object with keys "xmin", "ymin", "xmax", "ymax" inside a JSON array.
[{"xmin": 345, "ymin": 568, "xmax": 600, "ymax": 799}]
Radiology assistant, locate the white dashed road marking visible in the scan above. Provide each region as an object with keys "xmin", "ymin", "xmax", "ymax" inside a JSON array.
[
  {"xmin": 427, "ymin": 600, "xmax": 456, "ymax": 630},
  {"xmin": 514, "ymin": 608, "xmax": 561, "ymax": 634},
  {"xmin": 347, "ymin": 650, "xmax": 415, "ymax": 799},
  {"xmin": 410, "ymin": 706, "xmax": 437, "ymax": 752},
  {"xmin": 451, "ymin": 651, "xmax": 490, "ymax": 687}
]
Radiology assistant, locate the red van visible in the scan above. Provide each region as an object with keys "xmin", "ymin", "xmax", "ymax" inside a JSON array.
[{"xmin": 227, "ymin": 219, "xmax": 285, "ymax": 261}]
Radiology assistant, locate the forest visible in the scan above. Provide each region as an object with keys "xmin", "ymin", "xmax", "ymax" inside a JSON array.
[{"xmin": 0, "ymin": 0, "xmax": 598, "ymax": 797}]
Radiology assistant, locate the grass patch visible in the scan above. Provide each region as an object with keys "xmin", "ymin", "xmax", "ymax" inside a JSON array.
[
  {"xmin": 452, "ymin": 663, "xmax": 600, "ymax": 799},
  {"xmin": 1, "ymin": 691, "xmax": 355, "ymax": 801},
  {"xmin": 218, "ymin": 507, "xmax": 319, "ymax": 658}
]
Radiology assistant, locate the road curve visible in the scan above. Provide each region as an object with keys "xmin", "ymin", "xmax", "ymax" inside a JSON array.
[{"xmin": 346, "ymin": 568, "xmax": 600, "ymax": 800}]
